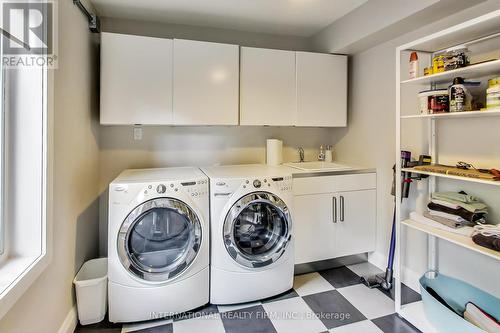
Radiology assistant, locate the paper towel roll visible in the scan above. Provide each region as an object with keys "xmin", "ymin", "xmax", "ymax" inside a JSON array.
[{"xmin": 266, "ymin": 139, "xmax": 283, "ymax": 166}]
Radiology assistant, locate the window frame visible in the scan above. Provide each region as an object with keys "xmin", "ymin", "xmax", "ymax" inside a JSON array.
[
  {"xmin": 0, "ymin": 54, "xmax": 53, "ymax": 321},
  {"xmin": 0, "ymin": 29, "xmax": 4, "ymax": 257}
]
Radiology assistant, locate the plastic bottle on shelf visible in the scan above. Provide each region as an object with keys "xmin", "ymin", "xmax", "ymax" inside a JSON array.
[
  {"xmin": 409, "ymin": 52, "xmax": 419, "ymax": 79},
  {"xmin": 449, "ymin": 77, "xmax": 472, "ymax": 112}
]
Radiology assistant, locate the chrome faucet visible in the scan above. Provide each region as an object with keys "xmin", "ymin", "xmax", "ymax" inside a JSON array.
[
  {"xmin": 318, "ymin": 145, "xmax": 325, "ymax": 161},
  {"xmin": 298, "ymin": 147, "xmax": 305, "ymax": 163}
]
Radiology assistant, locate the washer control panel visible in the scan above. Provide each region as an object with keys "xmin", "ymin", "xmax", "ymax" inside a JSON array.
[
  {"xmin": 272, "ymin": 175, "xmax": 293, "ymax": 192},
  {"xmin": 239, "ymin": 175, "xmax": 292, "ymax": 192},
  {"xmin": 140, "ymin": 178, "xmax": 208, "ymax": 199},
  {"xmin": 156, "ymin": 184, "xmax": 167, "ymax": 194},
  {"xmin": 183, "ymin": 179, "xmax": 209, "ymax": 198}
]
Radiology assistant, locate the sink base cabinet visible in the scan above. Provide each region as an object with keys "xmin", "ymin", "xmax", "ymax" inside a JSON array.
[
  {"xmin": 334, "ymin": 189, "xmax": 376, "ymax": 258},
  {"xmin": 292, "ymin": 174, "xmax": 376, "ymax": 265},
  {"xmin": 293, "ymin": 193, "xmax": 338, "ymax": 264}
]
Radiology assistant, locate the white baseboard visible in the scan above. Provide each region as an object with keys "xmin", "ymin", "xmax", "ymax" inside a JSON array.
[
  {"xmin": 368, "ymin": 251, "xmax": 387, "ymax": 271},
  {"xmin": 368, "ymin": 251, "xmax": 421, "ymax": 293},
  {"xmin": 401, "ymin": 267, "xmax": 421, "ymax": 293},
  {"xmin": 58, "ymin": 305, "xmax": 78, "ymax": 333}
]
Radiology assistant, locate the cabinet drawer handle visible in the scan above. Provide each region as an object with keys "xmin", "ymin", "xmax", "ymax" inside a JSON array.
[
  {"xmin": 340, "ymin": 195, "xmax": 345, "ymax": 222},
  {"xmin": 332, "ymin": 197, "xmax": 337, "ymax": 223}
]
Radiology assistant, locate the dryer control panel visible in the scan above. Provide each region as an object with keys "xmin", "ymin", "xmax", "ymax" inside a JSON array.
[
  {"xmin": 111, "ymin": 178, "xmax": 208, "ymax": 205},
  {"xmin": 142, "ymin": 179, "xmax": 208, "ymax": 198}
]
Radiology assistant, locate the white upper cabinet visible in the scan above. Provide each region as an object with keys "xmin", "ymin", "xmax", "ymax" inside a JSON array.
[
  {"xmin": 100, "ymin": 33, "xmax": 173, "ymax": 125},
  {"xmin": 296, "ymin": 52, "xmax": 347, "ymax": 127},
  {"xmin": 173, "ymin": 39, "xmax": 239, "ymax": 125},
  {"xmin": 240, "ymin": 47, "xmax": 296, "ymax": 126},
  {"xmin": 99, "ymin": 33, "xmax": 348, "ymax": 127}
]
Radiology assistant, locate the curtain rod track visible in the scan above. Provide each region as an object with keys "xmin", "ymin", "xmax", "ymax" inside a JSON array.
[{"xmin": 73, "ymin": 0, "xmax": 100, "ymax": 33}]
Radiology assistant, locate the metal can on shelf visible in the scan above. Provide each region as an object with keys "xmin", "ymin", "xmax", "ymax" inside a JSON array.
[
  {"xmin": 432, "ymin": 55, "xmax": 445, "ymax": 73},
  {"xmin": 418, "ymin": 89, "xmax": 449, "ymax": 114},
  {"xmin": 487, "ymin": 85, "xmax": 500, "ymax": 109},
  {"xmin": 488, "ymin": 77, "xmax": 499, "ymax": 88}
]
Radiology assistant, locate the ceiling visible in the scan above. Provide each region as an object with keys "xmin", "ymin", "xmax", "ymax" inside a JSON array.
[{"xmin": 90, "ymin": 0, "xmax": 369, "ymax": 37}]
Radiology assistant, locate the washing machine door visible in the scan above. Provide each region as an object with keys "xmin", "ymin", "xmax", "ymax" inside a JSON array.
[
  {"xmin": 223, "ymin": 192, "xmax": 291, "ymax": 268},
  {"xmin": 117, "ymin": 198, "xmax": 202, "ymax": 282}
]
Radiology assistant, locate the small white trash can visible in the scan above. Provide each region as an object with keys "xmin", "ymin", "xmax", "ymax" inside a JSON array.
[{"xmin": 73, "ymin": 257, "xmax": 108, "ymax": 325}]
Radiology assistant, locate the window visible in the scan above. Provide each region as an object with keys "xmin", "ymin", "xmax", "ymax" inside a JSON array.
[
  {"xmin": 0, "ymin": 33, "xmax": 4, "ymax": 257},
  {"xmin": 0, "ymin": 3, "xmax": 52, "ymax": 318}
]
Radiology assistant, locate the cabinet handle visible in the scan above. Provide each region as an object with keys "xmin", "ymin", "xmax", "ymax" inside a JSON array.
[
  {"xmin": 332, "ymin": 197, "xmax": 337, "ymax": 223},
  {"xmin": 340, "ymin": 195, "xmax": 345, "ymax": 222}
]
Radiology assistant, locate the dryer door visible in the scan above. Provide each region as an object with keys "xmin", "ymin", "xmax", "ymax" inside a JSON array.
[
  {"xmin": 118, "ymin": 198, "xmax": 202, "ymax": 282},
  {"xmin": 223, "ymin": 192, "xmax": 292, "ymax": 268}
]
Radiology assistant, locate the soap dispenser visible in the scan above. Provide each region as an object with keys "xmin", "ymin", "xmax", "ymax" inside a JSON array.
[{"xmin": 325, "ymin": 145, "xmax": 333, "ymax": 162}]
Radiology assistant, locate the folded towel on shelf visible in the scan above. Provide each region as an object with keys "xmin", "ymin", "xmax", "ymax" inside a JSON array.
[
  {"xmin": 423, "ymin": 212, "xmax": 467, "ymax": 228},
  {"xmin": 472, "ymin": 233, "xmax": 500, "ymax": 252},
  {"xmin": 410, "ymin": 212, "xmax": 474, "ymax": 237},
  {"xmin": 431, "ymin": 191, "xmax": 488, "ymax": 213},
  {"xmin": 432, "ymin": 191, "xmax": 479, "ymax": 204},
  {"xmin": 427, "ymin": 202, "xmax": 487, "ymax": 223},
  {"xmin": 430, "ymin": 198, "xmax": 488, "ymax": 213},
  {"xmin": 472, "ymin": 225, "xmax": 500, "ymax": 252},
  {"xmin": 428, "ymin": 209, "xmax": 468, "ymax": 223}
]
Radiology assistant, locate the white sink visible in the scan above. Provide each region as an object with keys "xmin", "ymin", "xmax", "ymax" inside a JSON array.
[{"xmin": 285, "ymin": 161, "xmax": 352, "ymax": 172}]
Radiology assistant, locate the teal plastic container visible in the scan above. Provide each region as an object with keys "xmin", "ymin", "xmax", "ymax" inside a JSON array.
[{"xmin": 419, "ymin": 273, "xmax": 500, "ymax": 333}]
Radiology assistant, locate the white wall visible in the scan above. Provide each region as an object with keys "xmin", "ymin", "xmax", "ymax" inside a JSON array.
[
  {"xmin": 98, "ymin": 126, "xmax": 339, "ymax": 254},
  {"xmin": 101, "ymin": 17, "xmax": 311, "ymax": 51},
  {"xmin": 310, "ymin": 0, "xmax": 486, "ymax": 54},
  {"xmin": 325, "ymin": 0, "xmax": 500, "ymax": 295},
  {"xmin": 0, "ymin": 0, "xmax": 101, "ymax": 332}
]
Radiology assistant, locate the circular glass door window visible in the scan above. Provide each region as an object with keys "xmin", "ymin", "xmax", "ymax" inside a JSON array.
[
  {"xmin": 224, "ymin": 192, "xmax": 291, "ymax": 268},
  {"xmin": 118, "ymin": 198, "xmax": 202, "ymax": 282}
]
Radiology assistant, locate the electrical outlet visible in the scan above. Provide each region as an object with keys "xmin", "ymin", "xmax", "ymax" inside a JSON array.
[{"xmin": 133, "ymin": 126, "xmax": 143, "ymax": 141}]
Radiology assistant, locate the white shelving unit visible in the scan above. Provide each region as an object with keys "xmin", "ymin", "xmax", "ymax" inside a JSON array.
[
  {"xmin": 401, "ymin": 109, "xmax": 500, "ymax": 119},
  {"xmin": 395, "ymin": 9, "xmax": 500, "ymax": 332},
  {"xmin": 402, "ymin": 219, "xmax": 500, "ymax": 261},
  {"xmin": 400, "ymin": 59, "xmax": 500, "ymax": 85},
  {"xmin": 401, "ymin": 168, "xmax": 500, "ymax": 187}
]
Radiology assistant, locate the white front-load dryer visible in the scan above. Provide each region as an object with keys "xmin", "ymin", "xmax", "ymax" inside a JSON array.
[
  {"xmin": 108, "ymin": 167, "xmax": 209, "ymax": 323},
  {"xmin": 201, "ymin": 164, "xmax": 294, "ymax": 304}
]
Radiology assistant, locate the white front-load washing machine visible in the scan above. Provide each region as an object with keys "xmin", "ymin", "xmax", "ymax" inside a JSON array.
[
  {"xmin": 108, "ymin": 167, "xmax": 209, "ymax": 323},
  {"xmin": 201, "ymin": 164, "xmax": 294, "ymax": 304}
]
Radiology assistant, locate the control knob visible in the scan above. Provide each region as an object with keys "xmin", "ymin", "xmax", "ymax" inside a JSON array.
[{"xmin": 156, "ymin": 184, "xmax": 166, "ymax": 194}]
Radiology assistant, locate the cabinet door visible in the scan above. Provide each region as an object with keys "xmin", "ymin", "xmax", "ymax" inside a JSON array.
[
  {"xmin": 293, "ymin": 193, "xmax": 337, "ymax": 264},
  {"xmin": 173, "ymin": 39, "xmax": 239, "ymax": 125},
  {"xmin": 335, "ymin": 189, "xmax": 376, "ymax": 257},
  {"xmin": 100, "ymin": 33, "xmax": 173, "ymax": 125},
  {"xmin": 240, "ymin": 47, "xmax": 296, "ymax": 126},
  {"xmin": 296, "ymin": 52, "xmax": 347, "ymax": 127}
]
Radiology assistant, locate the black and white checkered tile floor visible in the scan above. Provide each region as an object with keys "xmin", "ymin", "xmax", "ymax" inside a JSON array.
[{"xmin": 75, "ymin": 262, "xmax": 422, "ymax": 333}]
